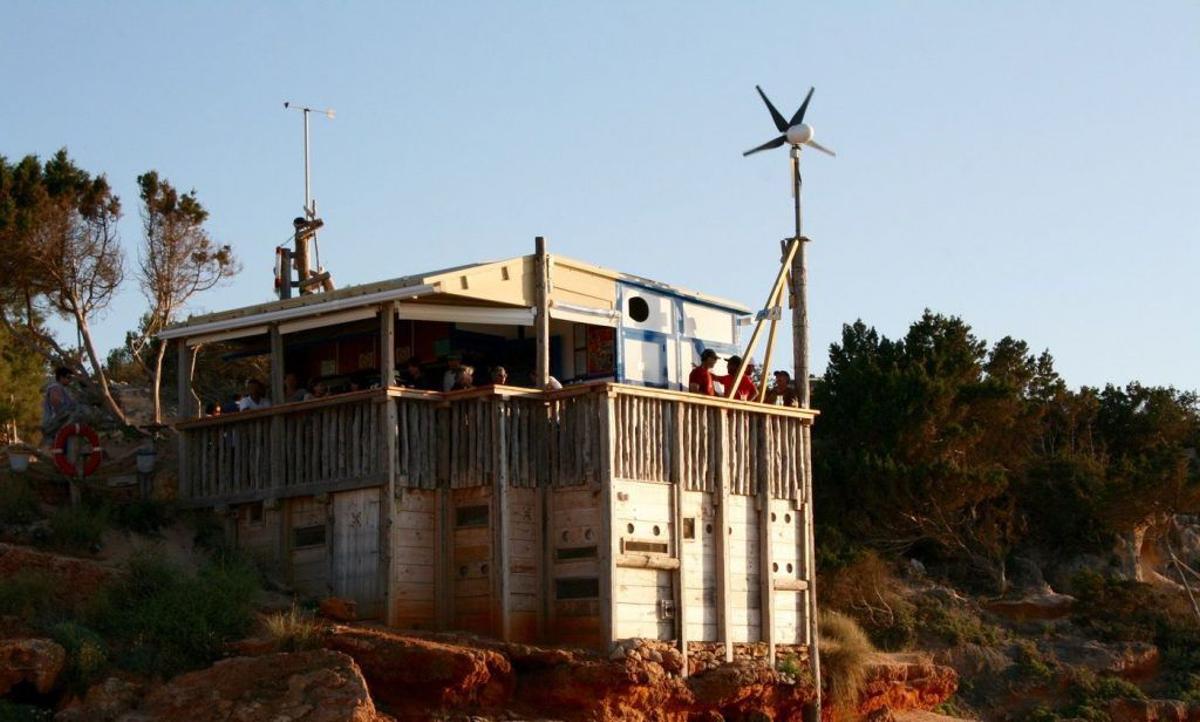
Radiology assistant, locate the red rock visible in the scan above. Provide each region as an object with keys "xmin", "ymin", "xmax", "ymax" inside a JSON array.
[
  {"xmin": 55, "ymin": 675, "xmax": 143, "ymax": 722},
  {"xmin": 984, "ymin": 591, "xmax": 1076, "ymax": 622},
  {"xmin": 855, "ymin": 653, "xmax": 959, "ymax": 720},
  {"xmin": 1109, "ymin": 698, "xmax": 1200, "ymax": 722},
  {"xmin": 325, "ymin": 625, "xmax": 514, "ymax": 715},
  {"xmin": 0, "ymin": 544, "xmax": 111, "ymax": 608},
  {"xmin": 319, "ymin": 597, "xmax": 358, "ymax": 622},
  {"xmin": 134, "ymin": 650, "xmax": 382, "ymax": 721},
  {"xmin": 0, "ymin": 637, "xmax": 65, "ymax": 696}
]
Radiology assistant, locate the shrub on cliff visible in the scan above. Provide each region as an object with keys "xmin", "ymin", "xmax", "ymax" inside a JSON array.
[
  {"xmin": 819, "ymin": 610, "xmax": 875, "ymax": 717},
  {"xmin": 87, "ymin": 548, "xmax": 260, "ymax": 677}
]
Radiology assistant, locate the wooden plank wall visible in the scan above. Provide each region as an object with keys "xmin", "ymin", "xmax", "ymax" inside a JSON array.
[
  {"xmin": 391, "ymin": 489, "xmax": 438, "ymax": 629},
  {"xmin": 681, "ymin": 491, "xmax": 718, "ymax": 642},
  {"xmin": 331, "ymin": 488, "xmax": 382, "ymax": 619},
  {"xmin": 613, "ymin": 480, "xmax": 675, "ymax": 641},
  {"xmin": 181, "ymin": 393, "xmax": 383, "ymax": 502},
  {"xmin": 547, "ymin": 487, "xmax": 603, "ymax": 647},
  {"xmin": 452, "ymin": 486, "xmax": 494, "ymax": 635}
]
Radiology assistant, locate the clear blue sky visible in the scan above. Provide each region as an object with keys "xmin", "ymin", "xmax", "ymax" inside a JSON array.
[{"xmin": 3, "ymin": 2, "xmax": 1197, "ymax": 391}]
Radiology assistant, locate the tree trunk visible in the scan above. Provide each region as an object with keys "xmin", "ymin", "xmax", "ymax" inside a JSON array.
[
  {"xmin": 152, "ymin": 339, "xmax": 167, "ymax": 424},
  {"xmin": 74, "ymin": 309, "xmax": 129, "ymax": 426}
]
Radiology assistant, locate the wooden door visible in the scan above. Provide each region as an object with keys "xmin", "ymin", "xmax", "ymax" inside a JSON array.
[{"xmin": 331, "ymin": 488, "xmax": 382, "ymax": 619}]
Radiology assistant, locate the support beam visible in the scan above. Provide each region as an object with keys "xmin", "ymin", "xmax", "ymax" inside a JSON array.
[
  {"xmin": 494, "ymin": 400, "xmax": 512, "ymax": 641},
  {"xmin": 379, "ymin": 307, "xmax": 397, "ymax": 625},
  {"xmin": 599, "ymin": 392, "xmax": 618, "ymax": 651},
  {"xmin": 671, "ymin": 401, "xmax": 690, "ymax": 676},
  {"xmin": 176, "ymin": 340, "xmax": 197, "ymax": 499},
  {"xmin": 269, "ymin": 325, "xmax": 285, "ymax": 405},
  {"xmin": 533, "ymin": 236, "xmax": 551, "ymax": 388},
  {"xmin": 757, "ymin": 416, "xmax": 776, "ymax": 665},
  {"xmin": 715, "ymin": 410, "xmax": 733, "ymax": 663},
  {"xmin": 728, "ymin": 238, "xmax": 799, "ymax": 399}
]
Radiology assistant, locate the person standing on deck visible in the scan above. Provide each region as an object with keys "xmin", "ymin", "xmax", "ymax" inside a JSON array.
[
  {"xmin": 717, "ymin": 355, "xmax": 757, "ymax": 401},
  {"xmin": 284, "ymin": 373, "xmax": 310, "ymax": 403},
  {"xmin": 688, "ymin": 349, "xmax": 719, "ymax": 396},
  {"xmin": 764, "ymin": 370, "xmax": 799, "ymax": 407}
]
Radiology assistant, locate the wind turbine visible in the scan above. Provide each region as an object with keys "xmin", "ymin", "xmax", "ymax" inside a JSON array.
[{"xmin": 728, "ymin": 86, "xmax": 835, "ymax": 722}]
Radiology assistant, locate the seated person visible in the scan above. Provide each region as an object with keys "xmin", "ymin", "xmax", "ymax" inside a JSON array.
[
  {"xmin": 688, "ymin": 349, "xmax": 719, "ymax": 396},
  {"xmin": 490, "ymin": 366, "xmax": 508, "ymax": 385},
  {"xmin": 452, "ymin": 365, "xmax": 475, "ymax": 391},
  {"xmin": 527, "ymin": 371, "xmax": 563, "ymax": 390},
  {"xmin": 237, "ymin": 379, "xmax": 271, "ymax": 410},
  {"xmin": 442, "ymin": 356, "xmax": 462, "ymax": 392},
  {"xmin": 764, "ymin": 370, "xmax": 800, "ymax": 407},
  {"xmin": 204, "ymin": 402, "xmax": 222, "ymax": 417},
  {"xmin": 397, "ymin": 358, "xmax": 426, "ymax": 389},
  {"xmin": 284, "ymin": 373, "xmax": 310, "ymax": 403},
  {"xmin": 310, "ymin": 380, "xmax": 329, "ymax": 399},
  {"xmin": 716, "ymin": 355, "xmax": 757, "ymax": 401}
]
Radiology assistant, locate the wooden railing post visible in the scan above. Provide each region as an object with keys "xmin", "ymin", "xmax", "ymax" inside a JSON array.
[
  {"xmin": 671, "ymin": 400, "xmax": 690, "ymax": 676},
  {"xmin": 757, "ymin": 415, "xmax": 776, "ymax": 666},
  {"xmin": 715, "ymin": 409, "xmax": 733, "ymax": 663},
  {"xmin": 599, "ymin": 389, "xmax": 618, "ymax": 652},
  {"xmin": 493, "ymin": 398, "xmax": 512, "ymax": 641},
  {"xmin": 380, "ymin": 306, "xmax": 397, "ymax": 625}
]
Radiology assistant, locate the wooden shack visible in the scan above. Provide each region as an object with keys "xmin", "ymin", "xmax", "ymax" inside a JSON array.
[{"xmin": 162, "ymin": 243, "xmax": 818, "ymax": 671}]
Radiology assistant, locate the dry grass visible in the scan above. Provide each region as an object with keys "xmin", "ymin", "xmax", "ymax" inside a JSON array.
[
  {"xmin": 819, "ymin": 609, "xmax": 876, "ymax": 718},
  {"xmin": 264, "ymin": 605, "xmax": 325, "ymax": 652}
]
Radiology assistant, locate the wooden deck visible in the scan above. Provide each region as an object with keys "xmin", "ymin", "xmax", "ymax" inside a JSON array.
[{"xmin": 176, "ymin": 382, "xmax": 816, "ymax": 506}]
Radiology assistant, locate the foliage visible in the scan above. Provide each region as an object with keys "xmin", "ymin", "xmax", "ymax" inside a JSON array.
[
  {"xmin": 264, "ymin": 605, "xmax": 326, "ymax": 652},
  {"xmin": 49, "ymin": 621, "xmax": 110, "ymax": 692},
  {"xmin": 1010, "ymin": 639, "xmax": 1056, "ymax": 684},
  {"xmin": 0, "ymin": 324, "xmax": 44, "ymax": 443},
  {"xmin": 0, "ymin": 150, "xmax": 128, "ymax": 425},
  {"xmin": 108, "ymin": 498, "xmax": 172, "ymax": 535},
  {"xmin": 819, "ymin": 610, "xmax": 875, "ymax": 718},
  {"xmin": 820, "ymin": 550, "xmax": 918, "ymax": 650},
  {"xmin": 45, "ymin": 504, "xmax": 107, "ymax": 553},
  {"xmin": 0, "ymin": 476, "xmax": 42, "ymax": 525},
  {"xmin": 87, "ymin": 549, "xmax": 260, "ymax": 677},
  {"xmin": 0, "ymin": 569, "xmax": 59, "ymax": 622},
  {"xmin": 129, "ymin": 172, "xmax": 239, "ymax": 421},
  {"xmin": 815, "ymin": 311, "xmax": 1200, "ymax": 590},
  {"xmin": 916, "ymin": 594, "xmax": 1002, "ymax": 648},
  {"xmin": 0, "ymin": 701, "xmax": 53, "ymax": 722}
]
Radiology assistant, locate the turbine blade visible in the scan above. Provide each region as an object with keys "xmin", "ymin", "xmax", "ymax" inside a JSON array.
[
  {"xmin": 755, "ymin": 86, "xmax": 789, "ymax": 132},
  {"xmin": 805, "ymin": 139, "xmax": 837, "ymax": 157},
  {"xmin": 743, "ymin": 135, "xmax": 787, "ymax": 156},
  {"xmin": 789, "ymin": 87, "xmax": 815, "ymax": 126}
]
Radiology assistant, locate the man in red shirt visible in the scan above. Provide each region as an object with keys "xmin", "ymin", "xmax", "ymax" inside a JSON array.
[
  {"xmin": 688, "ymin": 349, "xmax": 719, "ymax": 395},
  {"xmin": 717, "ymin": 355, "xmax": 757, "ymax": 401}
]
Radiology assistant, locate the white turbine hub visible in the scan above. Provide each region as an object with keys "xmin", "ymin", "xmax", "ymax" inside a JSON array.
[{"xmin": 786, "ymin": 123, "xmax": 814, "ymax": 146}]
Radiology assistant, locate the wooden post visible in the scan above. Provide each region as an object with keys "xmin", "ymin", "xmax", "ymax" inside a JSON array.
[
  {"xmin": 671, "ymin": 401, "xmax": 690, "ymax": 676},
  {"xmin": 728, "ymin": 238, "xmax": 799, "ymax": 399},
  {"xmin": 599, "ymin": 390, "xmax": 618, "ymax": 651},
  {"xmin": 715, "ymin": 410, "xmax": 733, "ymax": 663},
  {"xmin": 494, "ymin": 400, "xmax": 512, "ymax": 641},
  {"xmin": 757, "ymin": 416, "xmax": 776, "ymax": 665},
  {"xmin": 380, "ymin": 306, "xmax": 398, "ymax": 625},
  {"xmin": 534, "ymin": 236, "xmax": 551, "ymax": 388},
  {"xmin": 176, "ymin": 340, "xmax": 197, "ymax": 499},
  {"xmin": 802, "ymin": 420, "xmax": 821, "ymax": 705},
  {"xmin": 269, "ymin": 325, "xmax": 285, "ymax": 405}
]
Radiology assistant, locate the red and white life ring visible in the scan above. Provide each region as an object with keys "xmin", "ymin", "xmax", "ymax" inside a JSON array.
[{"xmin": 52, "ymin": 423, "xmax": 103, "ymax": 477}]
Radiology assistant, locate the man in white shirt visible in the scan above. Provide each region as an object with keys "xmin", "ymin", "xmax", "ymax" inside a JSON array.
[{"xmin": 237, "ymin": 379, "xmax": 272, "ymax": 411}]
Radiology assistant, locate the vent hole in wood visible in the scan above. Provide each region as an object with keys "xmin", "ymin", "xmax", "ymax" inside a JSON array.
[
  {"xmin": 784, "ymin": 513, "xmax": 792, "ymax": 524},
  {"xmin": 561, "ymin": 530, "xmax": 571, "ymax": 543},
  {"xmin": 683, "ymin": 518, "xmax": 696, "ymax": 540},
  {"xmin": 770, "ymin": 512, "xmax": 777, "ymax": 522},
  {"xmin": 456, "ymin": 505, "xmax": 489, "ymax": 528},
  {"xmin": 584, "ymin": 528, "xmax": 594, "ymax": 541},
  {"xmin": 624, "ymin": 539, "xmax": 669, "ymax": 554},
  {"xmin": 480, "ymin": 563, "xmax": 489, "ymax": 575},
  {"xmin": 652, "ymin": 525, "xmax": 661, "ymax": 537},
  {"xmin": 772, "ymin": 562, "xmax": 779, "ymax": 572},
  {"xmin": 626, "ymin": 523, "xmax": 635, "ymax": 534},
  {"xmin": 556, "ymin": 577, "xmax": 600, "ymax": 600},
  {"xmin": 292, "ymin": 524, "xmax": 325, "ymax": 548},
  {"xmin": 705, "ymin": 523, "xmax": 713, "ymax": 535},
  {"xmin": 556, "ymin": 546, "xmax": 598, "ymax": 561},
  {"xmin": 786, "ymin": 563, "xmax": 793, "ymax": 573}
]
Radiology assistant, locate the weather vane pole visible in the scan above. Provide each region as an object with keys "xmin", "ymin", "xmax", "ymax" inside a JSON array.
[
  {"xmin": 742, "ymin": 83, "xmax": 836, "ymax": 722},
  {"xmin": 284, "ymin": 102, "xmax": 335, "ymax": 219}
]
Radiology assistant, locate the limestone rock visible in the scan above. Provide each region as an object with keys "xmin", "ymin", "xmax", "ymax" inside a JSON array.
[
  {"xmin": 55, "ymin": 676, "xmax": 143, "ymax": 722},
  {"xmin": 131, "ymin": 650, "xmax": 380, "ymax": 721},
  {"xmin": 0, "ymin": 637, "xmax": 65, "ymax": 695}
]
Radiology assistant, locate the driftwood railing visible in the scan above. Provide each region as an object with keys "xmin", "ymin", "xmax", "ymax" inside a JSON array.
[{"xmin": 177, "ymin": 383, "xmax": 816, "ymax": 504}]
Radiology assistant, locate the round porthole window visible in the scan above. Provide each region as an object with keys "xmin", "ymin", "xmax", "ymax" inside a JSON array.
[
  {"xmin": 628, "ymin": 296, "xmax": 650, "ymax": 323},
  {"xmin": 652, "ymin": 525, "xmax": 661, "ymax": 537}
]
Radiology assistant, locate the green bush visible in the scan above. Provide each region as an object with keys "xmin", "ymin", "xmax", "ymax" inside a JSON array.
[
  {"xmin": 916, "ymin": 595, "xmax": 1003, "ymax": 648},
  {"xmin": 49, "ymin": 621, "xmax": 109, "ymax": 691},
  {"xmin": 46, "ymin": 504, "xmax": 107, "ymax": 553},
  {"xmin": 0, "ymin": 476, "xmax": 41, "ymax": 525},
  {"xmin": 819, "ymin": 610, "xmax": 875, "ymax": 718},
  {"xmin": 88, "ymin": 549, "xmax": 260, "ymax": 677},
  {"xmin": 109, "ymin": 498, "xmax": 172, "ymax": 534},
  {"xmin": 1011, "ymin": 639, "xmax": 1056, "ymax": 685},
  {"xmin": 0, "ymin": 570, "xmax": 60, "ymax": 623},
  {"xmin": 264, "ymin": 605, "xmax": 325, "ymax": 652},
  {"xmin": 0, "ymin": 701, "xmax": 53, "ymax": 722}
]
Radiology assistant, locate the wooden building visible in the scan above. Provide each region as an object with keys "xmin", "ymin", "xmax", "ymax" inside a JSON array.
[{"xmin": 163, "ymin": 243, "xmax": 818, "ymax": 670}]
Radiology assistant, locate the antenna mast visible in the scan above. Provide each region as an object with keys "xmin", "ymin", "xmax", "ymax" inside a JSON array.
[{"xmin": 282, "ymin": 102, "xmax": 335, "ymax": 297}]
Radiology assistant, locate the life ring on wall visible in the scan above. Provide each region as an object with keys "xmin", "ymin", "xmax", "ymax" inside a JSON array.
[{"xmin": 52, "ymin": 423, "xmax": 103, "ymax": 477}]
